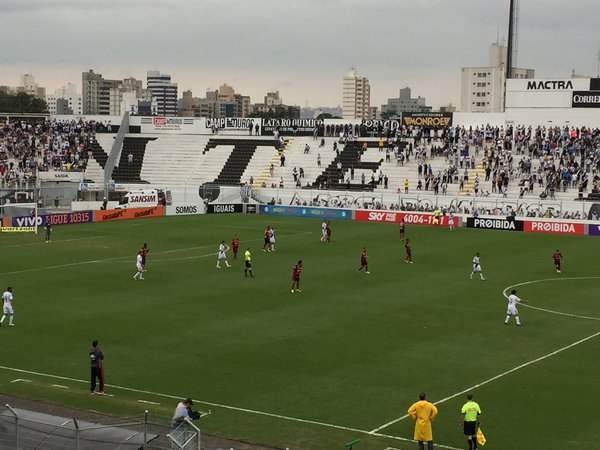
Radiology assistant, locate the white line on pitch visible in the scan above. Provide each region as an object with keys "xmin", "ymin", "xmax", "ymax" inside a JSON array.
[
  {"xmin": 52, "ymin": 384, "xmax": 69, "ymax": 389},
  {"xmin": 0, "ymin": 235, "xmax": 106, "ymax": 249},
  {"xmin": 0, "ymin": 231, "xmax": 313, "ymax": 276},
  {"xmin": 10, "ymin": 378, "xmax": 31, "ymax": 383},
  {"xmin": 502, "ymin": 276, "xmax": 600, "ymax": 321},
  {"xmin": 369, "ymin": 329, "xmax": 600, "ymax": 434},
  {"xmin": 137, "ymin": 400, "xmax": 160, "ymax": 405},
  {"xmin": 0, "ymin": 364, "xmax": 461, "ymax": 449}
]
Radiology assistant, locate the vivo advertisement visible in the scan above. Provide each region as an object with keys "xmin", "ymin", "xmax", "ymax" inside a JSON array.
[
  {"xmin": 259, "ymin": 204, "xmax": 352, "ymax": 219},
  {"xmin": 11, "ymin": 211, "xmax": 94, "ymax": 227}
]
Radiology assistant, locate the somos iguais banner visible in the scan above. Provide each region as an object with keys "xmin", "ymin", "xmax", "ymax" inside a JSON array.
[
  {"xmin": 11, "ymin": 211, "xmax": 94, "ymax": 227},
  {"xmin": 402, "ymin": 112, "xmax": 452, "ymax": 127},
  {"xmin": 259, "ymin": 204, "xmax": 352, "ymax": 219},
  {"xmin": 93, "ymin": 206, "xmax": 164, "ymax": 222},
  {"xmin": 354, "ymin": 209, "xmax": 450, "ymax": 226}
]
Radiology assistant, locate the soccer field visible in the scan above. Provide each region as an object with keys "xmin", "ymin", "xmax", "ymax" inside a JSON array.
[{"xmin": 1, "ymin": 214, "xmax": 599, "ymax": 449}]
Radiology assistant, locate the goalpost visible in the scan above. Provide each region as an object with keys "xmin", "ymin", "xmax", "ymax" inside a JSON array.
[{"xmin": 0, "ymin": 202, "xmax": 39, "ymax": 235}]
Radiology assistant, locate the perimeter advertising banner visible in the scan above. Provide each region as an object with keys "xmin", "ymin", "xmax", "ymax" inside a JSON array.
[
  {"xmin": 11, "ymin": 211, "xmax": 94, "ymax": 227},
  {"xmin": 260, "ymin": 118, "xmax": 322, "ymax": 136},
  {"xmin": 259, "ymin": 204, "xmax": 352, "ymax": 219},
  {"xmin": 354, "ymin": 209, "xmax": 449, "ymax": 226},
  {"xmin": 466, "ymin": 217, "xmax": 524, "ymax": 231},
  {"xmin": 523, "ymin": 220, "xmax": 585, "ymax": 235},
  {"xmin": 587, "ymin": 223, "xmax": 600, "ymax": 236},
  {"xmin": 402, "ymin": 112, "xmax": 452, "ymax": 127},
  {"xmin": 206, "ymin": 203, "xmax": 244, "ymax": 214},
  {"xmin": 93, "ymin": 206, "xmax": 164, "ymax": 222},
  {"xmin": 571, "ymin": 91, "xmax": 600, "ymax": 108}
]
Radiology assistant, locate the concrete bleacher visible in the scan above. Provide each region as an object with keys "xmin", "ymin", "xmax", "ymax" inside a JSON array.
[{"xmin": 82, "ymin": 132, "xmax": 590, "ymax": 203}]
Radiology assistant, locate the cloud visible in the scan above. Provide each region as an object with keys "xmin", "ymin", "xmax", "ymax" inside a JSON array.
[{"xmin": 0, "ymin": 0, "xmax": 598, "ymax": 109}]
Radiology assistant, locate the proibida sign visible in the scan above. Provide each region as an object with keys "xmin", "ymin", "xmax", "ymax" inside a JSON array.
[
  {"xmin": 466, "ymin": 217, "xmax": 524, "ymax": 231},
  {"xmin": 524, "ymin": 220, "xmax": 584, "ymax": 235}
]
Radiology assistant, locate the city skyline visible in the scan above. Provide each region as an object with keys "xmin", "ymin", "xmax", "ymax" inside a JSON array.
[{"xmin": 1, "ymin": 0, "xmax": 599, "ymax": 109}]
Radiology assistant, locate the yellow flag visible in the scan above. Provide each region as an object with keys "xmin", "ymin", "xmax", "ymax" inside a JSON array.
[{"xmin": 476, "ymin": 427, "xmax": 486, "ymax": 446}]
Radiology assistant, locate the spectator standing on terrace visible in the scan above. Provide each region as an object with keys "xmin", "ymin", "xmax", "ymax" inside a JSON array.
[
  {"xmin": 404, "ymin": 179, "xmax": 409, "ymax": 194},
  {"xmin": 127, "ymin": 152, "xmax": 133, "ymax": 165},
  {"xmin": 407, "ymin": 392, "xmax": 438, "ymax": 450},
  {"xmin": 89, "ymin": 340, "xmax": 104, "ymax": 395},
  {"xmin": 317, "ymin": 153, "xmax": 321, "ymax": 168}
]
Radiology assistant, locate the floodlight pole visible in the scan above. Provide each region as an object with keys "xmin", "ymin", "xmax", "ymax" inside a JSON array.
[{"xmin": 504, "ymin": 0, "xmax": 516, "ymax": 111}]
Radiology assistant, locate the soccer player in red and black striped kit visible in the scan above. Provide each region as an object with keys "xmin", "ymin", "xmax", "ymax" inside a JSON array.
[
  {"xmin": 262, "ymin": 227, "xmax": 271, "ymax": 252},
  {"xmin": 357, "ymin": 247, "xmax": 370, "ymax": 274},
  {"xmin": 89, "ymin": 340, "xmax": 104, "ymax": 395},
  {"xmin": 552, "ymin": 249, "xmax": 563, "ymax": 273},
  {"xmin": 140, "ymin": 243, "xmax": 149, "ymax": 271},
  {"xmin": 291, "ymin": 260, "xmax": 302, "ymax": 293},
  {"xmin": 231, "ymin": 235, "xmax": 240, "ymax": 260}
]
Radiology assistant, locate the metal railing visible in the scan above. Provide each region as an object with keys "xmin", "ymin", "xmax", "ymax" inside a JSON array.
[{"xmin": 0, "ymin": 404, "xmax": 200, "ymax": 450}]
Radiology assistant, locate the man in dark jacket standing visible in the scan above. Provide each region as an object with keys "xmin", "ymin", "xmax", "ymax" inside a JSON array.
[{"xmin": 90, "ymin": 340, "xmax": 104, "ymax": 395}]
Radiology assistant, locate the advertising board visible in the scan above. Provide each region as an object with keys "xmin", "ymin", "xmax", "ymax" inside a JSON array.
[
  {"xmin": 354, "ymin": 210, "xmax": 448, "ymax": 226},
  {"xmin": 206, "ymin": 203, "xmax": 244, "ymax": 214},
  {"xmin": 93, "ymin": 206, "xmax": 164, "ymax": 222},
  {"xmin": 259, "ymin": 205, "xmax": 351, "ymax": 219},
  {"xmin": 11, "ymin": 211, "xmax": 94, "ymax": 227},
  {"xmin": 466, "ymin": 217, "xmax": 524, "ymax": 231},
  {"xmin": 165, "ymin": 204, "xmax": 205, "ymax": 216},
  {"xmin": 523, "ymin": 220, "xmax": 585, "ymax": 235}
]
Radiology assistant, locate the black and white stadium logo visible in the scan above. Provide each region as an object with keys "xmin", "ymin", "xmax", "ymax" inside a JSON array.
[{"xmin": 467, "ymin": 218, "xmax": 524, "ymax": 231}]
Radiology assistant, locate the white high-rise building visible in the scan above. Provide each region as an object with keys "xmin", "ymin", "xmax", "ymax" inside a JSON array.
[
  {"xmin": 46, "ymin": 83, "xmax": 82, "ymax": 115},
  {"xmin": 342, "ymin": 68, "xmax": 372, "ymax": 119},
  {"xmin": 146, "ymin": 71, "xmax": 178, "ymax": 116},
  {"xmin": 460, "ymin": 42, "xmax": 534, "ymax": 113}
]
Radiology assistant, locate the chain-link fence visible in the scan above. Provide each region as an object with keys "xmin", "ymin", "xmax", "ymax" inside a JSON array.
[{"xmin": 0, "ymin": 404, "xmax": 201, "ymax": 450}]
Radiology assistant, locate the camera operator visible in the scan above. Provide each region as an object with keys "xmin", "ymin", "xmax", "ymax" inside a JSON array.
[{"xmin": 171, "ymin": 398, "xmax": 193, "ymax": 429}]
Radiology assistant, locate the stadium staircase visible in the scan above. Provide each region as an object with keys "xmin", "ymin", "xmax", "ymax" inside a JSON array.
[
  {"xmin": 112, "ymin": 137, "xmax": 157, "ymax": 183},
  {"xmin": 206, "ymin": 139, "xmax": 277, "ymax": 186}
]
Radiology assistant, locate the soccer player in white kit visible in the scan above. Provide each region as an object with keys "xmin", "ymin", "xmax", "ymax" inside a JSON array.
[
  {"xmin": 321, "ymin": 220, "xmax": 328, "ymax": 242},
  {"xmin": 448, "ymin": 213, "xmax": 455, "ymax": 231},
  {"xmin": 268, "ymin": 228, "xmax": 276, "ymax": 252},
  {"xmin": 216, "ymin": 241, "xmax": 231, "ymax": 268},
  {"xmin": 505, "ymin": 289, "xmax": 527, "ymax": 325},
  {"xmin": 133, "ymin": 251, "xmax": 145, "ymax": 280},
  {"xmin": 470, "ymin": 252, "xmax": 485, "ymax": 280},
  {"xmin": 0, "ymin": 287, "xmax": 15, "ymax": 326}
]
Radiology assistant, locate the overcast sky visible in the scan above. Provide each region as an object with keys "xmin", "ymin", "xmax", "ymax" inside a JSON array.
[{"xmin": 1, "ymin": 0, "xmax": 599, "ymax": 109}]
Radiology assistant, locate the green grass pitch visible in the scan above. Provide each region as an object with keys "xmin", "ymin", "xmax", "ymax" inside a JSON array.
[{"xmin": 1, "ymin": 214, "xmax": 599, "ymax": 449}]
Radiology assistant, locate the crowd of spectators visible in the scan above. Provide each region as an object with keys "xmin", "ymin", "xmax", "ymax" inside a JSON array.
[{"xmin": 0, "ymin": 118, "xmax": 114, "ymax": 188}]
